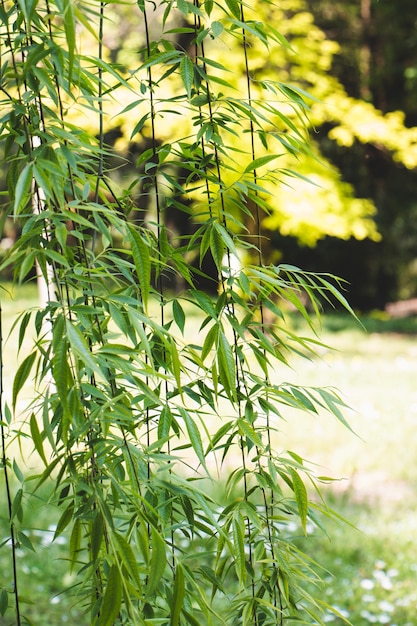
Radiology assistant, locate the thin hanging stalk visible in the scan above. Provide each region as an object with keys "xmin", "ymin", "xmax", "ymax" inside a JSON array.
[
  {"xmin": 193, "ymin": 1, "xmax": 260, "ymax": 617},
  {"xmin": 0, "ymin": 307, "xmax": 22, "ymax": 626},
  {"xmin": 141, "ymin": 0, "xmax": 177, "ymax": 575},
  {"xmin": 239, "ymin": 3, "xmax": 282, "ymax": 620}
]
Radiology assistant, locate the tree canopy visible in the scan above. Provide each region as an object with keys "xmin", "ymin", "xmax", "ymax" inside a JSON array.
[
  {"xmin": 73, "ymin": 0, "xmax": 417, "ymax": 254},
  {"xmin": 1, "ymin": 0, "xmax": 416, "ymax": 305}
]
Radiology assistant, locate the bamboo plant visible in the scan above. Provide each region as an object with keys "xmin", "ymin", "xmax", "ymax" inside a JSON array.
[{"xmin": 0, "ymin": 1, "xmax": 353, "ymax": 624}]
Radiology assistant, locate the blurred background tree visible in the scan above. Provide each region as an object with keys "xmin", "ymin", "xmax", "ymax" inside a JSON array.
[
  {"xmin": 286, "ymin": 0, "xmax": 417, "ymax": 309},
  {"xmin": 1, "ymin": 0, "xmax": 417, "ymax": 309}
]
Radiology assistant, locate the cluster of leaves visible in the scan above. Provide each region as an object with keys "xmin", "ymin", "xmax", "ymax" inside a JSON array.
[{"xmin": 0, "ymin": 1, "xmax": 353, "ymax": 625}]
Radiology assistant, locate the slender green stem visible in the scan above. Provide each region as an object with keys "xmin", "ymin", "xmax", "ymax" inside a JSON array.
[{"xmin": 0, "ymin": 307, "xmax": 21, "ymax": 626}]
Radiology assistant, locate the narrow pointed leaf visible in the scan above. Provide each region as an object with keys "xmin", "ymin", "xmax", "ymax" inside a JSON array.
[
  {"xmin": 13, "ymin": 352, "xmax": 36, "ymax": 410},
  {"xmin": 172, "ymin": 299, "xmax": 185, "ymax": 334},
  {"xmin": 225, "ymin": 0, "xmax": 241, "ymax": 19},
  {"xmin": 146, "ymin": 527, "xmax": 166, "ymax": 596},
  {"xmin": 62, "ymin": 0, "xmax": 75, "ymax": 81},
  {"xmin": 180, "ymin": 55, "xmax": 194, "ymax": 99},
  {"xmin": 290, "ymin": 468, "xmax": 308, "ymax": 534},
  {"xmin": 14, "ymin": 163, "xmax": 33, "ymax": 215},
  {"xmin": 217, "ymin": 330, "xmax": 236, "ymax": 401},
  {"xmin": 244, "ymin": 154, "xmax": 281, "ymax": 173},
  {"xmin": 113, "ymin": 531, "xmax": 142, "ymax": 588},
  {"xmin": 210, "ymin": 224, "xmax": 225, "ymax": 272},
  {"xmin": 69, "ymin": 518, "xmax": 82, "ymax": 574},
  {"xmin": 54, "ymin": 503, "xmax": 74, "ymax": 540},
  {"xmin": 66, "ymin": 320, "xmax": 99, "ymax": 374},
  {"xmin": 170, "ymin": 562, "xmax": 185, "ymax": 626},
  {"xmin": 17, "ymin": 311, "xmax": 31, "ymax": 354},
  {"xmin": 232, "ymin": 513, "xmax": 246, "ymax": 587},
  {"xmin": 127, "ymin": 224, "xmax": 151, "ymax": 310},
  {"xmin": 98, "ymin": 564, "xmax": 122, "ymax": 626},
  {"xmin": 0, "ymin": 587, "xmax": 8, "ymax": 616},
  {"xmin": 91, "ymin": 512, "xmax": 104, "ymax": 563},
  {"xmin": 180, "ymin": 408, "xmax": 208, "ymax": 473},
  {"xmin": 30, "ymin": 413, "xmax": 47, "ymax": 466}
]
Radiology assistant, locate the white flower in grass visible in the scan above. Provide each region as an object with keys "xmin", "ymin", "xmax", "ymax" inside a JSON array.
[
  {"xmin": 378, "ymin": 600, "xmax": 394, "ymax": 613},
  {"xmin": 363, "ymin": 593, "xmax": 376, "ymax": 602},
  {"xmin": 373, "ymin": 569, "xmax": 393, "ymax": 589},
  {"xmin": 361, "ymin": 578, "xmax": 375, "ymax": 590},
  {"xmin": 387, "ymin": 567, "xmax": 399, "ymax": 578}
]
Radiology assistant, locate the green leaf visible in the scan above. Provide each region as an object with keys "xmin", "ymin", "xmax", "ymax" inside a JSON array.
[
  {"xmin": 237, "ymin": 418, "xmax": 262, "ymax": 448},
  {"xmin": 217, "ymin": 330, "xmax": 236, "ymax": 401},
  {"xmin": 13, "ymin": 163, "xmax": 33, "ymax": 215},
  {"xmin": 206, "ymin": 420, "xmax": 234, "ymax": 454},
  {"xmin": 172, "ymin": 299, "xmax": 185, "ymax": 334},
  {"xmin": 225, "ymin": 0, "xmax": 241, "ymax": 19},
  {"xmin": 146, "ymin": 527, "xmax": 166, "ymax": 596},
  {"xmin": 193, "ymin": 290, "xmax": 218, "ymax": 320},
  {"xmin": 91, "ymin": 511, "xmax": 104, "ymax": 563},
  {"xmin": 211, "ymin": 21, "xmax": 224, "ymax": 38},
  {"xmin": 213, "ymin": 222, "xmax": 237, "ymax": 258},
  {"xmin": 52, "ymin": 334, "xmax": 70, "ymax": 417},
  {"xmin": 244, "ymin": 153, "xmax": 282, "ymax": 173},
  {"xmin": 180, "ymin": 55, "xmax": 194, "ymax": 99},
  {"xmin": 13, "ymin": 459, "xmax": 24, "ymax": 483},
  {"xmin": 127, "ymin": 224, "xmax": 151, "ymax": 310},
  {"xmin": 113, "ymin": 531, "xmax": 142, "ymax": 589},
  {"xmin": 44, "ymin": 249, "xmax": 70, "ymax": 268},
  {"xmin": 30, "ymin": 413, "xmax": 48, "ymax": 466},
  {"xmin": 17, "ymin": 530, "xmax": 35, "ymax": 552},
  {"xmin": 198, "ymin": 564, "xmax": 226, "ymax": 594},
  {"xmin": 0, "ymin": 588, "xmax": 8, "ymax": 616},
  {"xmin": 54, "ymin": 502, "xmax": 74, "ymax": 540},
  {"xmin": 81, "ymin": 55, "xmax": 132, "ymax": 90},
  {"xmin": 210, "ymin": 222, "xmax": 225, "ymax": 272},
  {"xmin": 65, "ymin": 320, "xmax": 100, "ymax": 374},
  {"xmin": 62, "ymin": 0, "xmax": 76, "ymax": 81},
  {"xmin": 17, "ymin": 311, "xmax": 32, "ymax": 354},
  {"xmin": 180, "ymin": 408, "xmax": 208, "ymax": 473},
  {"xmin": 316, "ymin": 387, "xmax": 354, "ymax": 432},
  {"xmin": 169, "ymin": 338, "xmax": 183, "ymax": 391},
  {"xmin": 201, "ymin": 323, "xmax": 218, "ymax": 361},
  {"xmin": 11, "ymin": 489, "xmax": 23, "ymax": 521},
  {"xmin": 158, "ymin": 405, "xmax": 173, "ymax": 440},
  {"xmin": 290, "ymin": 468, "xmax": 308, "ymax": 534},
  {"xmin": 109, "ymin": 302, "xmax": 129, "ymax": 337},
  {"xmin": 69, "ymin": 518, "xmax": 82, "ymax": 574},
  {"xmin": 13, "ymin": 351, "xmax": 36, "ymax": 410},
  {"xmin": 232, "ymin": 512, "xmax": 246, "ymax": 587},
  {"xmin": 3, "ymin": 403, "xmax": 12, "ymax": 426},
  {"xmin": 290, "ymin": 387, "xmax": 318, "ymax": 414},
  {"xmin": 170, "ymin": 562, "xmax": 185, "ymax": 626},
  {"xmin": 98, "ymin": 564, "xmax": 122, "ymax": 626}
]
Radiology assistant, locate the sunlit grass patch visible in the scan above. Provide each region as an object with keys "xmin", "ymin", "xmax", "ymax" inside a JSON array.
[{"xmin": 292, "ymin": 495, "xmax": 417, "ymax": 625}]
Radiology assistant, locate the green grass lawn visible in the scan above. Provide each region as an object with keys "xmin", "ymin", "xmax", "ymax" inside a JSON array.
[
  {"xmin": 1, "ymin": 286, "xmax": 417, "ymax": 625},
  {"xmin": 279, "ymin": 313, "xmax": 417, "ymax": 625}
]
